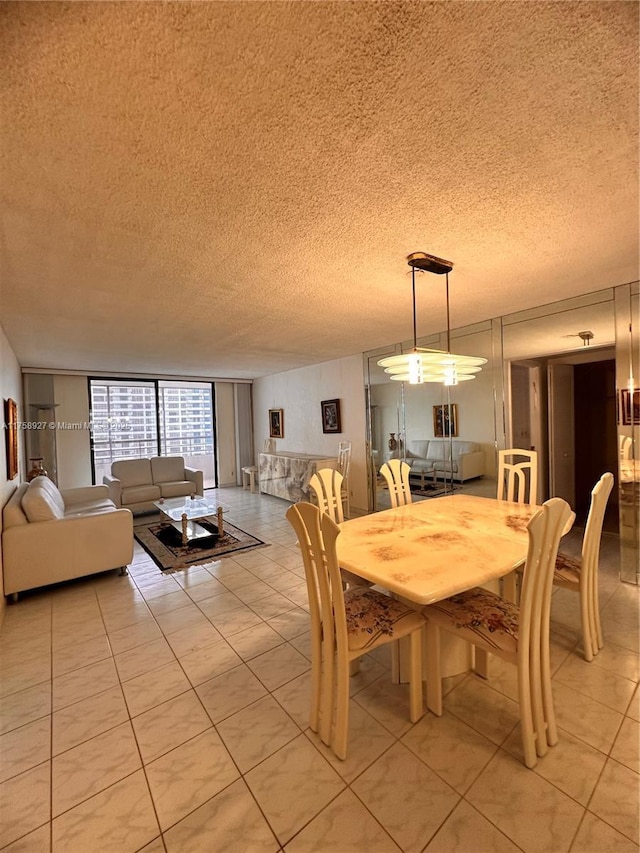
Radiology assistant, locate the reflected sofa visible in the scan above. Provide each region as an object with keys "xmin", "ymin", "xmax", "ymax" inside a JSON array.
[{"xmin": 406, "ymin": 439, "xmax": 485, "ymax": 485}]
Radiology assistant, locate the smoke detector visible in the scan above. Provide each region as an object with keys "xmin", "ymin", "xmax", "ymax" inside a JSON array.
[{"xmin": 577, "ymin": 331, "xmax": 594, "ymax": 346}]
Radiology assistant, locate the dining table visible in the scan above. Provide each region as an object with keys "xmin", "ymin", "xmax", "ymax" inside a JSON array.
[{"xmin": 337, "ymin": 493, "xmax": 540, "ymax": 678}]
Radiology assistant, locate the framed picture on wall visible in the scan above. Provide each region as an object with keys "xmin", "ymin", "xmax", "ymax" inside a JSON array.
[
  {"xmin": 321, "ymin": 399, "xmax": 341, "ymax": 434},
  {"xmin": 269, "ymin": 408, "xmax": 284, "ymax": 438},
  {"xmin": 4, "ymin": 398, "xmax": 18, "ymax": 480},
  {"xmin": 620, "ymin": 389, "xmax": 640, "ymax": 425},
  {"xmin": 433, "ymin": 403, "xmax": 458, "ymax": 438}
]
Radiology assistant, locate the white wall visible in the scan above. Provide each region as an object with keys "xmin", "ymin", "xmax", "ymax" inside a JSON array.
[
  {"xmin": 54, "ymin": 375, "xmax": 92, "ymax": 489},
  {"xmin": 0, "ymin": 325, "xmax": 23, "ymax": 625},
  {"xmin": 252, "ymin": 354, "xmax": 368, "ymax": 513}
]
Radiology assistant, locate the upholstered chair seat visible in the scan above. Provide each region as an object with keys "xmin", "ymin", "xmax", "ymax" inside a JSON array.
[
  {"xmin": 424, "ymin": 587, "xmax": 520, "ymax": 656},
  {"xmin": 343, "ymin": 588, "xmax": 426, "ymax": 651},
  {"xmin": 553, "ymin": 553, "xmax": 581, "ymax": 585}
]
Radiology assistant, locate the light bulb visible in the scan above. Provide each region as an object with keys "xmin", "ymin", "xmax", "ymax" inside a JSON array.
[
  {"xmin": 443, "ymin": 366, "xmax": 458, "ymax": 386},
  {"xmin": 408, "ymin": 353, "xmax": 423, "ymax": 384}
]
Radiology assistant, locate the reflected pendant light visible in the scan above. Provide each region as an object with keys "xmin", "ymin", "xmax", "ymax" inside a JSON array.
[{"xmin": 377, "ymin": 252, "xmax": 487, "ymax": 385}]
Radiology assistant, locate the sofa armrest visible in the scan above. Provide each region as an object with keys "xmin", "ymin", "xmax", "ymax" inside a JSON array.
[
  {"xmin": 184, "ymin": 467, "xmax": 204, "ymax": 496},
  {"xmin": 458, "ymin": 450, "xmax": 485, "ymax": 482},
  {"xmin": 103, "ymin": 475, "xmax": 122, "ymax": 507},
  {"xmin": 63, "ymin": 484, "xmax": 109, "ymax": 506}
]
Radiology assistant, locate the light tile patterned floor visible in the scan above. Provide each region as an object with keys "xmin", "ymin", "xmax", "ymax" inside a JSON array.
[{"xmin": 0, "ymin": 487, "xmax": 638, "ymax": 852}]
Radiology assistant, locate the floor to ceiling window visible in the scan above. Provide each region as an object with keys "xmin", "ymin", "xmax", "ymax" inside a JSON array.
[
  {"xmin": 158, "ymin": 381, "xmax": 216, "ymax": 487},
  {"xmin": 89, "ymin": 379, "xmax": 216, "ymax": 488}
]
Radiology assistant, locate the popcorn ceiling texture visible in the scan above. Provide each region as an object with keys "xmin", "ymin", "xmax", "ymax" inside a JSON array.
[{"xmin": 0, "ymin": 2, "xmax": 637, "ymax": 379}]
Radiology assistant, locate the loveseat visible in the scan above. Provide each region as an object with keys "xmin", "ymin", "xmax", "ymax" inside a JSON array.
[
  {"xmin": 2, "ymin": 477, "xmax": 133, "ymax": 598},
  {"xmin": 405, "ymin": 439, "xmax": 485, "ymax": 485},
  {"xmin": 103, "ymin": 456, "xmax": 204, "ymax": 514}
]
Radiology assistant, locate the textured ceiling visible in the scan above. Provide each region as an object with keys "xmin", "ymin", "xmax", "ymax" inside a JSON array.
[{"xmin": 0, "ymin": 1, "xmax": 638, "ymax": 380}]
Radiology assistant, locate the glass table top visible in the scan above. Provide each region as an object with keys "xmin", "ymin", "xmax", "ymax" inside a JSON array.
[{"xmin": 154, "ymin": 496, "xmax": 228, "ymax": 522}]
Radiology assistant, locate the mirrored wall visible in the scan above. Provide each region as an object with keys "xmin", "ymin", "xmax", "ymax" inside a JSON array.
[{"xmin": 364, "ymin": 282, "xmax": 639, "ymax": 584}]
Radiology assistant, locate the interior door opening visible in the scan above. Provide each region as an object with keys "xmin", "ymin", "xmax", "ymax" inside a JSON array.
[{"xmin": 510, "ymin": 354, "xmax": 617, "ymax": 528}]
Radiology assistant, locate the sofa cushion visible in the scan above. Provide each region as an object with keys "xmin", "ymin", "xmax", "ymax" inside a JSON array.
[
  {"xmin": 409, "ymin": 460, "xmax": 434, "ymax": 474},
  {"xmin": 64, "ymin": 499, "xmax": 116, "ymax": 516},
  {"xmin": 160, "ymin": 480, "xmax": 196, "ymax": 499},
  {"xmin": 121, "ymin": 484, "xmax": 161, "ymax": 505},
  {"xmin": 151, "ymin": 456, "xmax": 185, "ymax": 484},
  {"xmin": 64, "ymin": 504, "xmax": 121, "ymax": 518},
  {"xmin": 433, "ymin": 459, "xmax": 459, "ymax": 473},
  {"xmin": 34, "ymin": 476, "xmax": 66, "ymax": 515},
  {"xmin": 111, "ymin": 459, "xmax": 153, "ymax": 488},
  {"xmin": 409, "ymin": 440, "xmax": 430, "ymax": 459},
  {"xmin": 426, "ymin": 442, "xmax": 453, "ymax": 462},
  {"xmin": 22, "ymin": 478, "xmax": 65, "ymax": 522}
]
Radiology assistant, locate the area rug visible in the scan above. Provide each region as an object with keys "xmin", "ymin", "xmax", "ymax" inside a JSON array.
[
  {"xmin": 134, "ymin": 517, "xmax": 267, "ymax": 572},
  {"xmin": 410, "ymin": 483, "xmax": 458, "ymax": 498}
]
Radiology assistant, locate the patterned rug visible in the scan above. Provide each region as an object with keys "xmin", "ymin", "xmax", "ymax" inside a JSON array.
[
  {"xmin": 134, "ymin": 516, "xmax": 266, "ymax": 572},
  {"xmin": 410, "ymin": 482, "xmax": 458, "ymax": 498}
]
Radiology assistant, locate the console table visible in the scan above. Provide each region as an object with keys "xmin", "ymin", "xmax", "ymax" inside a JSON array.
[{"xmin": 258, "ymin": 451, "xmax": 337, "ymax": 502}]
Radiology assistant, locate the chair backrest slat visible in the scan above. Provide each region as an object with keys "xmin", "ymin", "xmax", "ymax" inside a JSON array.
[
  {"xmin": 309, "ymin": 468, "xmax": 345, "ymax": 523},
  {"xmin": 519, "ymin": 497, "xmax": 573, "ymax": 663},
  {"xmin": 285, "ymin": 502, "xmax": 347, "ymax": 656},
  {"xmin": 380, "ymin": 459, "xmax": 412, "ymax": 508},
  {"xmin": 582, "ymin": 472, "xmax": 614, "ymax": 573},
  {"xmin": 498, "ymin": 449, "xmax": 538, "ymax": 504},
  {"xmin": 337, "ymin": 442, "xmax": 352, "ymax": 480}
]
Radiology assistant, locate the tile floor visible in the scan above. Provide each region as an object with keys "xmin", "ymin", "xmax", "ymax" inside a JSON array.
[{"xmin": 0, "ymin": 487, "xmax": 638, "ymax": 852}]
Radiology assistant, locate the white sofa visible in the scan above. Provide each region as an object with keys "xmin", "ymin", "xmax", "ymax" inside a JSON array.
[
  {"xmin": 406, "ymin": 439, "xmax": 485, "ymax": 485},
  {"xmin": 2, "ymin": 477, "xmax": 133, "ymax": 598},
  {"xmin": 103, "ymin": 456, "xmax": 204, "ymax": 514}
]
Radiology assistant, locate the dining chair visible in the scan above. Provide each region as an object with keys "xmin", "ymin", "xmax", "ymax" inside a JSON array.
[
  {"xmin": 498, "ymin": 448, "xmax": 539, "ymax": 602},
  {"xmin": 497, "ymin": 449, "xmax": 538, "ymax": 504},
  {"xmin": 423, "ymin": 496, "xmax": 573, "ymax": 769},
  {"xmin": 619, "ymin": 435, "xmax": 633, "ymax": 460},
  {"xmin": 380, "ymin": 459, "xmax": 412, "ymax": 508},
  {"xmin": 309, "ymin": 467, "xmax": 370, "ymax": 591},
  {"xmin": 337, "ymin": 441, "xmax": 352, "ymax": 518},
  {"xmin": 553, "ymin": 472, "xmax": 614, "ymax": 661},
  {"xmin": 286, "ymin": 501, "xmax": 425, "ymax": 760},
  {"xmin": 309, "ymin": 468, "xmax": 345, "ymax": 523}
]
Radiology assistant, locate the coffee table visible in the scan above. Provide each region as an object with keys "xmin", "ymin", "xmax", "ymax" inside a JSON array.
[{"xmin": 154, "ymin": 496, "xmax": 228, "ymax": 546}]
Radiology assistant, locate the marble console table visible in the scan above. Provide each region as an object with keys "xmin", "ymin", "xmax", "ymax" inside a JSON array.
[{"xmin": 258, "ymin": 451, "xmax": 337, "ymax": 502}]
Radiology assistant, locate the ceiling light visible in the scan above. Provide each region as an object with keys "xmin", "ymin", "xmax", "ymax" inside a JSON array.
[{"xmin": 377, "ymin": 252, "xmax": 487, "ymax": 384}]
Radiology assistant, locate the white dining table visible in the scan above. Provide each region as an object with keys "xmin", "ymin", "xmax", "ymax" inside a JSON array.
[
  {"xmin": 337, "ymin": 494, "xmax": 537, "ymax": 604},
  {"xmin": 337, "ymin": 494, "xmax": 540, "ymax": 677}
]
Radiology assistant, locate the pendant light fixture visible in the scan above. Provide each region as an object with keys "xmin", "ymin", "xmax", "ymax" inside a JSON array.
[{"xmin": 377, "ymin": 252, "xmax": 487, "ymax": 385}]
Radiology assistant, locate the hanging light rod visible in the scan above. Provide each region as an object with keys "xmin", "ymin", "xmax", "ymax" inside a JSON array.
[{"xmin": 377, "ymin": 252, "xmax": 487, "ymax": 385}]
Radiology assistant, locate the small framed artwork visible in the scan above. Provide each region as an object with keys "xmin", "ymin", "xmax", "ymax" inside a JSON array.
[
  {"xmin": 321, "ymin": 399, "xmax": 341, "ymax": 434},
  {"xmin": 620, "ymin": 389, "xmax": 640, "ymax": 425},
  {"xmin": 4, "ymin": 398, "xmax": 18, "ymax": 480},
  {"xmin": 433, "ymin": 403, "xmax": 458, "ymax": 438},
  {"xmin": 269, "ymin": 408, "xmax": 284, "ymax": 439}
]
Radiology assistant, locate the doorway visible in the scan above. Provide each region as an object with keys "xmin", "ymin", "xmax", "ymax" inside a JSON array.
[
  {"xmin": 573, "ymin": 359, "xmax": 618, "ymax": 526},
  {"xmin": 510, "ymin": 352, "xmax": 617, "ymax": 524}
]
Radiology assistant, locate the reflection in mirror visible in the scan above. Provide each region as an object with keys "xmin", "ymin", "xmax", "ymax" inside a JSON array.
[
  {"xmin": 364, "ymin": 283, "xmax": 638, "ymax": 584},
  {"xmin": 366, "ymin": 322, "xmax": 502, "ymax": 511},
  {"xmin": 615, "ymin": 282, "xmax": 639, "ymax": 584},
  {"xmin": 502, "ymin": 289, "xmax": 616, "ymax": 520}
]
